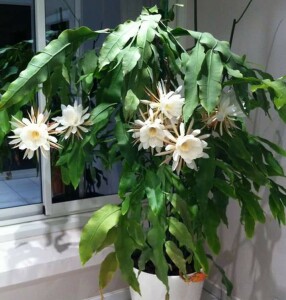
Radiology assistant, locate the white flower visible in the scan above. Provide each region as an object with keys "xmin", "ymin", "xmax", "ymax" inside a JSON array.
[
  {"xmin": 142, "ymin": 81, "xmax": 184, "ymax": 122},
  {"xmin": 9, "ymin": 108, "xmax": 59, "ymax": 159},
  {"xmin": 129, "ymin": 109, "xmax": 166, "ymax": 152},
  {"xmin": 157, "ymin": 121, "xmax": 209, "ymax": 174},
  {"xmin": 53, "ymin": 101, "xmax": 91, "ymax": 139},
  {"xmin": 206, "ymin": 90, "xmax": 245, "ymax": 135}
]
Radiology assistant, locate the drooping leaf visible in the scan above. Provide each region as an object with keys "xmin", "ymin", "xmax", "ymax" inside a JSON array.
[
  {"xmin": 79, "ymin": 204, "xmax": 121, "ymax": 264},
  {"xmin": 99, "ymin": 252, "xmax": 118, "ymax": 292},
  {"xmin": 183, "ymin": 42, "xmax": 205, "ymax": 121},
  {"xmin": 207, "ymin": 254, "xmax": 233, "ymax": 296},
  {"xmin": 252, "ymin": 79, "xmax": 286, "ymax": 110},
  {"xmin": 147, "ymin": 210, "xmax": 169, "ymax": 290},
  {"xmin": 97, "ymin": 64, "xmax": 124, "ymax": 104},
  {"xmin": 114, "ymin": 220, "xmax": 140, "ymax": 294},
  {"xmin": 170, "ymin": 194, "xmax": 193, "ymax": 231},
  {"xmin": 269, "ymin": 189, "xmax": 286, "ymax": 224},
  {"xmin": 124, "ymin": 89, "xmax": 140, "ymax": 120},
  {"xmin": 99, "ymin": 21, "xmax": 141, "ymax": 70},
  {"xmin": 193, "ymin": 240, "xmax": 209, "ymax": 273},
  {"xmin": 0, "ymin": 27, "xmax": 98, "ymax": 110},
  {"xmin": 168, "ymin": 217, "xmax": 194, "ymax": 251},
  {"xmin": 203, "ymin": 201, "xmax": 221, "ymax": 254},
  {"xmin": 165, "ymin": 241, "xmax": 187, "ymax": 275},
  {"xmin": 198, "ymin": 49, "xmax": 223, "ymax": 112},
  {"xmin": 119, "ymin": 47, "xmax": 141, "ymax": 75},
  {"xmin": 0, "ymin": 110, "xmax": 10, "ymax": 135},
  {"xmin": 242, "ymin": 209, "xmax": 255, "ymax": 238},
  {"xmin": 145, "ymin": 170, "xmax": 164, "ymax": 215},
  {"xmin": 255, "ymin": 136, "xmax": 286, "ymax": 156},
  {"xmin": 137, "ymin": 14, "xmax": 161, "ymax": 66}
]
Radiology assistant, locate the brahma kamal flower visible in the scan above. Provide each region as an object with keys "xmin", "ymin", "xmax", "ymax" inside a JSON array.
[
  {"xmin": 129, "ymin": 108, "xmax": 166, "ymax": 152},
  {"xmin": 9, "ymin": 108, "xmax": 60, "ymax": 159},
  {"xmin": 142, "ymin": 80, "xmax": 185, "ymax": 122},
  {"xmin": 157, "ymin": 121, "xmax": 209, "ymax": 174},
  {"xmin": 53, "ymin": 101, "xmax": 91, "ymax": 139},
  {"xmin": 205, "ymin": 90, "xmax": 245, "ymax": 135}
]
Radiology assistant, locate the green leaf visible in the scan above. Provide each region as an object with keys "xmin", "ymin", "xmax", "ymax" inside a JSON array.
[
  {"xmin": 115, "ymin": 116, "xmax": 130, "ymax": 146},
  {"xmin": 97, "ymin": 227, "xmax": 118, "ymax": 252},
  {"xmin": 137, "ymin": 14, "xmax": 161, "ymax": 66},
  {"xmin": 168, "ymin": 217, "xmax": 194, "ymax": 251},
  {"xmin": 203, "ymin": 201, "xmax": 221, "ymax": 254},
  {"xmin": 124, "ymin": 89, "xmax": 140, "ymax": 120},
  {"xmin": 89, "ymin": 103, "xmax": 115, "ymax": 140},
  {"xmin": 97, "ymin": 64, "xmax": 124, "ymax": 104},
  {"xmin": 207, "ymin": 254, "xmax": 233, "ymax": 296},
  {"xmin": 195, "ymin": 156, "xmax": 216, "ymax": 211},
  {"xmin": 80, "ymin": 49, "xmax": 98, "ymax": 75},
  {"xmin": 213, "ymin": 179, "xmax": 236, "ymax": 198},
  {"xmin": 269, "ymin": 190, "xmax": 285, "ymax": 224},
  {"xmin": 198, "ymin": 49, "xmax": 223, "ymax": 113},
  {"xmin": 193, "ymin": 240, "xmax": 209, "ymax": 273},
  {"xmin": 243, "ymin": 210, "xmax": 255, "ymax": 238},
  {"xmin": 252, "ymin": 79, "xmax": 286, "ymax": 109},
  {"xmin": 99, "ymin": 252, "xmax": 118, "ymax": 291},
  {"xmin": 183, "ymin": 42, "xmax": 205, "ymax": 121},
  {"xmin": 0, "ymin": 27, "xmax": 98, "ymax": 110},
  {"xmin": 264, "ymin": 151, "xmax": 284, "ymax": 176},
  {"xmin": 128, "ymin": 220, "xmax": 145, "ymax": 248},
  {"xmin": 79, "ymin": 204, "xmax": 121, "ymax": 264},
  {"xmin": 118, "ymin": 163, "xmax": 137, "ymax": 198},
  {"xmin": 99, "ymin": 21, "xmax": 140, "ymax": 70},
  {"xmin": 170, "ymin": 194, "xmax": 193, "ymax": 231},
  {"xmin": 145, "ymin": 186, "xmax": 164, "ymax": 216},
  {"xmin": 0, "ymin": 110, "xmax": 10, "ymax": 135},
  {"xmin": 120, "ymin": 47, "xmax": 141, "ymax": 75},
  {"xmin": 225, "ymin": 64, "xmax": 243, "ymax": 78},
  {"xmin": 239, "ymin": 189, "xmax": 265, "ymax": 223},
  {"xmin": 255, "ymin": 136, "xmax": 286, "ymax": 156},
  {"xmin": 147, "ymin": 210, "xmax": 169, "ymax": 290},
  {"xmin": 165, "ymin": 241, "xmax": 187, "ymax": 275},
  {"xmin": 115, "ymin": 220, "xmax": 140, "ymax": 293}
]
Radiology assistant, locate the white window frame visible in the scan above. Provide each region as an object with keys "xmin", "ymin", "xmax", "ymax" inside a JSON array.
[{"xmin": 0, "ymin": 0, "xmax": 120, "ymax": 225}]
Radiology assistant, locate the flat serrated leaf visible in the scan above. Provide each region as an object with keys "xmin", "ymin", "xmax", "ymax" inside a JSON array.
[
  {"xmin": 99, "ymin": 21, "xmax": 140, "ymax": 70},
  {"xmin": 0, "ymin": 27, "xmax": 97, "ymax": 110},
  {"xmin": 79, "ymin": 204, "xmax": 121, "ymax": 264},
  {"xmin": 99, "ymin": 252, "xmax": 118, "ymax": 291},
  {"xmin": 165, "ymin": 241, "xmax": 187, "ymax": 274},
  {"xmin": 183, "ymin": 42, "xmax": 205, "ymax": 121},
  {"xmin": 198, "ymin": 50, "xmax": 223, "ymax": 113},
  {"xmin": 124, "ymin": 89, "xmax": 140, "ymax": 120}
]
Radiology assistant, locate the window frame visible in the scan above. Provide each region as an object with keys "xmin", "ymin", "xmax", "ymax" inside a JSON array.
[{"xmin": 0, "ymin": 0, "xmax": 120, "ymax": 224}]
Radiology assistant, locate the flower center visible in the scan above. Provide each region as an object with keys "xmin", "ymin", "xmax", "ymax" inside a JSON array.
[
  {"xmin": 31, "ymin": 130, "xmax": 40, "ymax": 140},
  {"xmin": 149, "ymin": 127, "xmax": 157, "ymax": 137},
  {"xmin": 180, "ymin": 140, "xmax": 191, "ymax": 152}
]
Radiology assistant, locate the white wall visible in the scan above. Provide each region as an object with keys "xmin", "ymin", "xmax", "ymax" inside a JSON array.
[{"xmin": 190, "ymin": 1, "xmax": 286, "ymax": 299}]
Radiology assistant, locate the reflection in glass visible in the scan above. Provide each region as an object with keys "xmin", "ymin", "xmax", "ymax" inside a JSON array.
[{"xmin": 0, "ymin": 0, "xmax": 41, "ymax": 209}]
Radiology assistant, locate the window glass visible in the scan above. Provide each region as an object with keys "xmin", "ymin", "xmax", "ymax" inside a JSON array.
[{"xmin": 0, "ymin": 0, "xmax": 41, "ymax": 210}]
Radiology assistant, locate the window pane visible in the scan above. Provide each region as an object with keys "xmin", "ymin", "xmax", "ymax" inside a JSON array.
[
  {"xmin": 44, "ymin": 0, "xmax": 158, "ymax": 204},
  {"xmin": 0, "ymin": 0, "xmax": 42, "ymax": 210}
]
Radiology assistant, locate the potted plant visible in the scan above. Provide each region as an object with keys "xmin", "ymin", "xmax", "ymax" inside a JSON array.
[{"xmin": 1, "ymin": 4, "xmax": 286, "ymax": 300}]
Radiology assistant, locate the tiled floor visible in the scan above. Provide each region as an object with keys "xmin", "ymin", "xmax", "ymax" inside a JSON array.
[{"xmin": 0, "ymin": 170, "xmax": 41, "ymax": 209}]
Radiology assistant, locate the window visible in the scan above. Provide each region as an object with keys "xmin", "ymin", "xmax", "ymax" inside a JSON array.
[{"xmin": 0, "ymin": 0, "xmax": 158, "ymax": 223}]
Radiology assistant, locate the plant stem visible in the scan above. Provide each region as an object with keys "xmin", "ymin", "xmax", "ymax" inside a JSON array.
[
  {"xmin": 229, "ymin": 0, "xmax": 253, "ymax": 48},
  {"xmin": 160, "ymin": 0, "xmax": 169, "ymax": 21},
  {"xmin": 194, "ymin": 0, "xmax": 198, "ymax": 31}
]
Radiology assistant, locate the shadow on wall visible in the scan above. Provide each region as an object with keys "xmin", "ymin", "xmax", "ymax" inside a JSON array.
[{"xmin": 210, "ymin": 197, "xmax": 284, "ymax": 300}]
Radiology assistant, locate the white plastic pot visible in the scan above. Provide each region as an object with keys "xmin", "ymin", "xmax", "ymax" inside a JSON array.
[{"xmin": 130, "ymin": 269, "xmax": 204, "ymax": 300}]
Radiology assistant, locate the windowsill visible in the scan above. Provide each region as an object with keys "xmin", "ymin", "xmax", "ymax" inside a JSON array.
[
  {"xmin": 0, "ymin": 224, "xmax": 110, "ymax": 289},
  {"xmin": 0, "ymin": 211, "xmax": 94, "ymax": 243}
]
